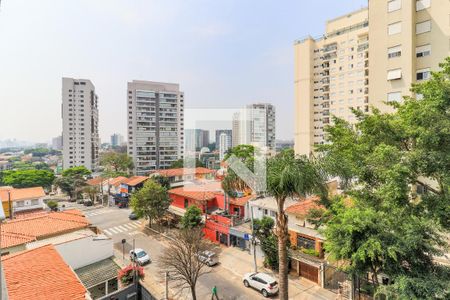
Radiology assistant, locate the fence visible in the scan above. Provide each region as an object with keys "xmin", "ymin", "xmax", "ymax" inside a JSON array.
[{"xmin": 323, "ymin": 265, "xmax": 351, "ymax": 299}]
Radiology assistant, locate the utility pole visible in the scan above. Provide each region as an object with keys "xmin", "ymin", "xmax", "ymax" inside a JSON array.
[
  {"xmin": 250, "ymin": 205, "xmax": 257, "ymax": 273},
  {"xmin": 165, "ymin": 272, "xmax": 169, "ymax": 300}
]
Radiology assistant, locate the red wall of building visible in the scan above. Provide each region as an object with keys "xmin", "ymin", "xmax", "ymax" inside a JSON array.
[{"xmin": 169, "ymin": 194, "xmax": 207, "ymax": 213}]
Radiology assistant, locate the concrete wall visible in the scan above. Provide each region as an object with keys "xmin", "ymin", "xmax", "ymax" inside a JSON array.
[{"xmin": 55, "ymin": 235, "xmax": 113, "ymax": 270}]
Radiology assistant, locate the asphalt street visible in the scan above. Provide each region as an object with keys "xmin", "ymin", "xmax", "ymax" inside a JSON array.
[{"xmin": 66, "ymin": 203, "xmax": 268, "ymax": 300}]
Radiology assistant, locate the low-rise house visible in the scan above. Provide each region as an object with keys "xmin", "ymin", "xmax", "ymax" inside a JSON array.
[
  {"xmin": 286, "ymin": 196, "xmax": 326, "ymax": 285},
  {"xmin": 0, "ymin": 186, "xmax": 46, "ymax": 218},
  {"xmin": 1, "ymin": 244, "xmax": 88, "ymax": 300},
  {"xmin": 106, "ymin": 176, "xmax": 128, "ymax": 195},
  {"xmin": 119, "ymin": 176, "xmax": 148, "ymax": 194},
  {"xmin": 168, "ymin": 181, "xmax": 254, "ymax": 248},
  {"xmin": 248, "ymin": 196, "xmax": 298, "ymax": 222},
  {"xmin": 149, "ymin": 167, "xmax": 215, "ymax": 187},
  {"xmin": 0, "ymin": 209, "xmax": 91, "ymax": 255}
]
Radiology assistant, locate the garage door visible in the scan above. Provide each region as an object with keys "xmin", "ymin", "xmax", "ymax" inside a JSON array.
[{"xmin": 299, "ymin": 261, "xmax": 319, "ymax": 283}]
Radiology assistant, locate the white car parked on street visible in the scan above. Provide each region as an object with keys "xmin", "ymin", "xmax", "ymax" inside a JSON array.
[
  {"xmin": 129, "ymin": 248, "xmax": 151, "ymax": 265},
  {"xmin": 242, "ymin": 272, "xmax": 279, "ymax": 297}
]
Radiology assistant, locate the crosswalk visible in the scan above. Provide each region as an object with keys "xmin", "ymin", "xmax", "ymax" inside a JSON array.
[
  {"xmin": 102, "ymin": 221, "xmax": 142, "ymax": 236},
  {"xmin": 84, "ymin": 209, "xmax": 113, "ymax": 217}
]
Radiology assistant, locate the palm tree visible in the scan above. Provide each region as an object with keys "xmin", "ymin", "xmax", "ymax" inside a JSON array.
[{"xmin": 266, "ymin": 149, "xmax": 327, "ymax": 300}]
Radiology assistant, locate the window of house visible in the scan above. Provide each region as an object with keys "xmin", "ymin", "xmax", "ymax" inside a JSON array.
[
  {"xmin": 416, "ymin": 44, "xmax": 431, "ymax": 57},
  {"xmin": 388, "ymin": 45, "xmax": 402, "ymax": 58},
  {"xmin": 297, "ymin": 236, "xmax": 315, "ymax": 250},
  {"xmin": 388, "ymin": 0, "xmax": 401, "ymax": 12},
  {"xmin": 388, "ymin": 22, "xmax": 402, "ymax": 35},
  {"xmin": 270, "ymin": 211, "xmax": 276, "ymax": 217},
  {"xmin": 387, "ymin": 92, "xmax": 402, "ymax": 102},
  {"xmin": 16, "ymin": 201, "xmax": 24, "ymax": 207},
  {"xmin": 416, "ymin": 0, "xmax": 431, "ymax": 11},
  {"xmin": 263, "ymin": 209, "xmax": 268, "ymax": 215},
  {"xmin": 387, "ymin": 68, "xmax": 402, "ymax": 80},
  {"xmin": 416, "ymin": 20, "xmax": 431, "ymax": 34},
  {"xmin": 184, "ymin": 199, "xmax": 189, "ymax": 208},
  {"xmin": 416, "ymin": 68, "xmax": 431, "ymax": 80},
  {"xmin": 31, "ymin": 199, "xmax": 39, "ymax": 206}
]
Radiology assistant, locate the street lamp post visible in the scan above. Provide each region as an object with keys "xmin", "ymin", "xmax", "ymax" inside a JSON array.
[{"xmin": 121, "ymin": 239, "xmax": 126, "ymax": 262}]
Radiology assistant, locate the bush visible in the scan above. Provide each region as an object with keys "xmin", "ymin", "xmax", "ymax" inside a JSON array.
[
  {"xmin": 118, "ymin": 265, "xmax": 144, "ymax": 286},
  {"xmin": 47, "ymin": 200, "xmax": 58, "ymax": 211},
  {"xmin": 301, "ymin": 248, "xmax": 320, "ymax": 257}
]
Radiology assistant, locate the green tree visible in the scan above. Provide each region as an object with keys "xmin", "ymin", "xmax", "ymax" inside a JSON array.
[
  {"xmin": 100, "ymin": 152, "xmax": 133, "ymax": 176},
  {"xmin": 181, "ymin": 205, "xmax": 203, "ymax": 229},
  {"xmin": 61, "ymin": 166, "xmax": 91, "ymax": 178},
  {"xmin": 316, "ymin": 58, "xmax": 450, "ymax": 299},
  {"xmin": 46, "ymin": 200, "xmax": 58, "ymax": 211},
  {"xmin": 266, "ymin": 149, "xmax": 327, "ymax": 300},
  {"xmin": 83, "ymin": 185, "xmax": 99, "ymax": 202},
  {"xmin": 130, "ymin": 179, "xmax": 171, "ymax": 227},
  {"xmin": 253, "ymin": 217, "xmax": 280, "ymax": 270},
  {"xmin": 54, "ymin": 166, "xmax": 90, "ymax": 200},
  {"xmin": 2, "ymin": 169, "xmax": 55, "ymax": 189},
  {"xmin": 170, "ymin": 158, "xmax": 204, "ymax": 169},
  {"xmin": 152, "ymin": 175, "xmax": 171, "ymax": 190},
  {"xmin": 221, "ymin": 145, "xmax": 256, "ymax": 197}
]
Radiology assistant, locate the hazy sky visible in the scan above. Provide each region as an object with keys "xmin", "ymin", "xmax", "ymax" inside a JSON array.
[{"xmin": 0, "ymin": 0, "xmax": 366, "ymax": 144}]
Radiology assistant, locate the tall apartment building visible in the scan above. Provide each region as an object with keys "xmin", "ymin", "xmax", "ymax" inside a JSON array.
[
  {"xmin": 232, "ymin": 103, "xmax": 276, "ymax": 151},
  {"xmin": 110, "ymin": 133, "xmax": 124, "ymax": 147},
  {"xmin": 294, "ymin": 8, "xmax": 369, "ymax": 156},
  {"xmin": 215, "ymin": 129, "xmax": 232, "ymax": 149},
  {"xmin": 369, "ymin": 0, "xmax": 450, "ymax": 111},
  {"xmin": 218, "ymin": 132, "xmax": 232, "ymax": 160},
  {"xmin": 62, "ymin": 78, "xmax": 99, "ymax": 171},
  {"xmin": 185, "ymin": 129, "xmax": 210, "ymax": 152},
  {"xmin": 232, "ymin": 113, "xmax": 240, "ymax": 147},
  {"xmin": 294, "ymin": 1, "xmax": 450, "ymax": 156},
  {"xmin": 127, "ymin": 80, "xmax": 184, "ymax": 175}
]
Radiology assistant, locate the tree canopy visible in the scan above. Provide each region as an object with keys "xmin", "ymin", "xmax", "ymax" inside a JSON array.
[
  {"xmin": 130, "ymin": 179, "xmax": 171, "ymax": 227},
  {"xmin": 315, "ymin": 58, "xmax": 450, "ymax": 299},
  {"xmin": 61, "ymin": 166, "xmax": 91, "ymax": 178},
  {"xmin": 100, "ymin": 152, "xmax": 133, "ymax": 177},
  {"xmin": 2, "ymin": 169, "xmax": 55, "ymax": 189},
  {"xmin": 180, "ymin": 205, "xmax": 203, "ymax": 229}
]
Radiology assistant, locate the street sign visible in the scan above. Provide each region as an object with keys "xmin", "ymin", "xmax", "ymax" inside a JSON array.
[{"xmin": 244, "ymin": 233, "xmax": 250, "ymax": 241}]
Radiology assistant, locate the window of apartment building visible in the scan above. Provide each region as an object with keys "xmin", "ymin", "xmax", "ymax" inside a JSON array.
[
  {"xmin": 388, "ymin": 22, "xmax": 402, "ymax": 35},
  {"xmin": 416, "ymin": 0, "xmax": 431, "ymax": 11},
  {"xmin": 388, "ymin": 45, "xmax": 402, "ymax": 58},
  {"xmin": 416, "ymin": 44, "xmax": 431, "ymax": 57},
  {"xmin": 387, "ymin": 91, "xmax": 402, "ymax": 102},
  {"xmin": 388, "ymin": 0, "xmax": 401, "ymax": 12},
  {"xmin": 387, "ymin": 68, "xmax": 402, "ymax": 80},
  {"xmin": 416, "ymin": 68, "xmax": 431, "ymax": 80},
  {"xmin": 416, "ymin": 20, "xmax": 431, "ymax": 34}
]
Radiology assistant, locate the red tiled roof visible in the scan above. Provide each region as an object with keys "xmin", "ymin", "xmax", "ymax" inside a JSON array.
[
  {"xmin": 2, "ymin": 244, "xmax": 87, "ymax": 300},
  {"xmin": 0, "ymin": 187, "xmax": 46, "ymax": 203},
  {"xmin": 229, "ymin": 195, "xmax": 255, "ymax": 206},
  {"xmin": 285, "ymin": 196, "xmax": 323, "ymax": 217},
  {"xmin": 150, "ymin": 167, "xmax": 215, "ymax": 177},
  {"xmin": 1, "ymin": 210, "xmax": 90, "ymax": 248},
  {"xmin": 86, "ymin": 177, "xmax": 105, "ymax": 186},
  {"xmin": 108, "ymin": 176, "xmax": 128, "ymax": 187},
  {"xmin": 1, "ymin": 232, "xmax": 35, "ymax": 248},
  {"xmin": 169, "ymin": 186, "xmax": 216, "ymax": 202},
  {"xmin": 123, "ymin": 176, "xmax": 148, "ymax": 186}
]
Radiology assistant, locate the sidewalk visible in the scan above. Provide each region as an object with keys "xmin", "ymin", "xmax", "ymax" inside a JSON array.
[
  {"xmin": 219, "ymin": 246, "xmax": 337, "ymax": 300},
  {"xmin": 112, "ymin": 248, "xmax": 170, "ymax": 300}
]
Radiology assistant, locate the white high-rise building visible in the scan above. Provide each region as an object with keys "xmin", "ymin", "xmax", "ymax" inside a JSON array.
[
  {"xmin": 127, "ymin": 80, "xmax": 184, "ymax": 175},
  {"xmin": 219, "ymin": 132, "xmax": 231, "ymax": 161},
  {"xmin": 232, "ymin": 103, "xmax": 276, "ymax": 151},
  {"xmin": 62, "ymin": 78, "xmax": 99, "ymax": 171}
]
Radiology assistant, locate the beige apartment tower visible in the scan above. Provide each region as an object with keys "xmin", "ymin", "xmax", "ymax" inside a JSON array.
[
  {"xmin": 294, "ymin": 0, "xmax": 450, "ymax": 156},
  {"xmin": 294, "ymin": 8, "xmax": 369, "ymax": 156}
]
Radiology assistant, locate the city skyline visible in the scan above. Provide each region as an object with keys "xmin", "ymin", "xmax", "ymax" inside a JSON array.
[{"xmin": 0, "ymin": 0, "xmax": 366, "ymax": 143}]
